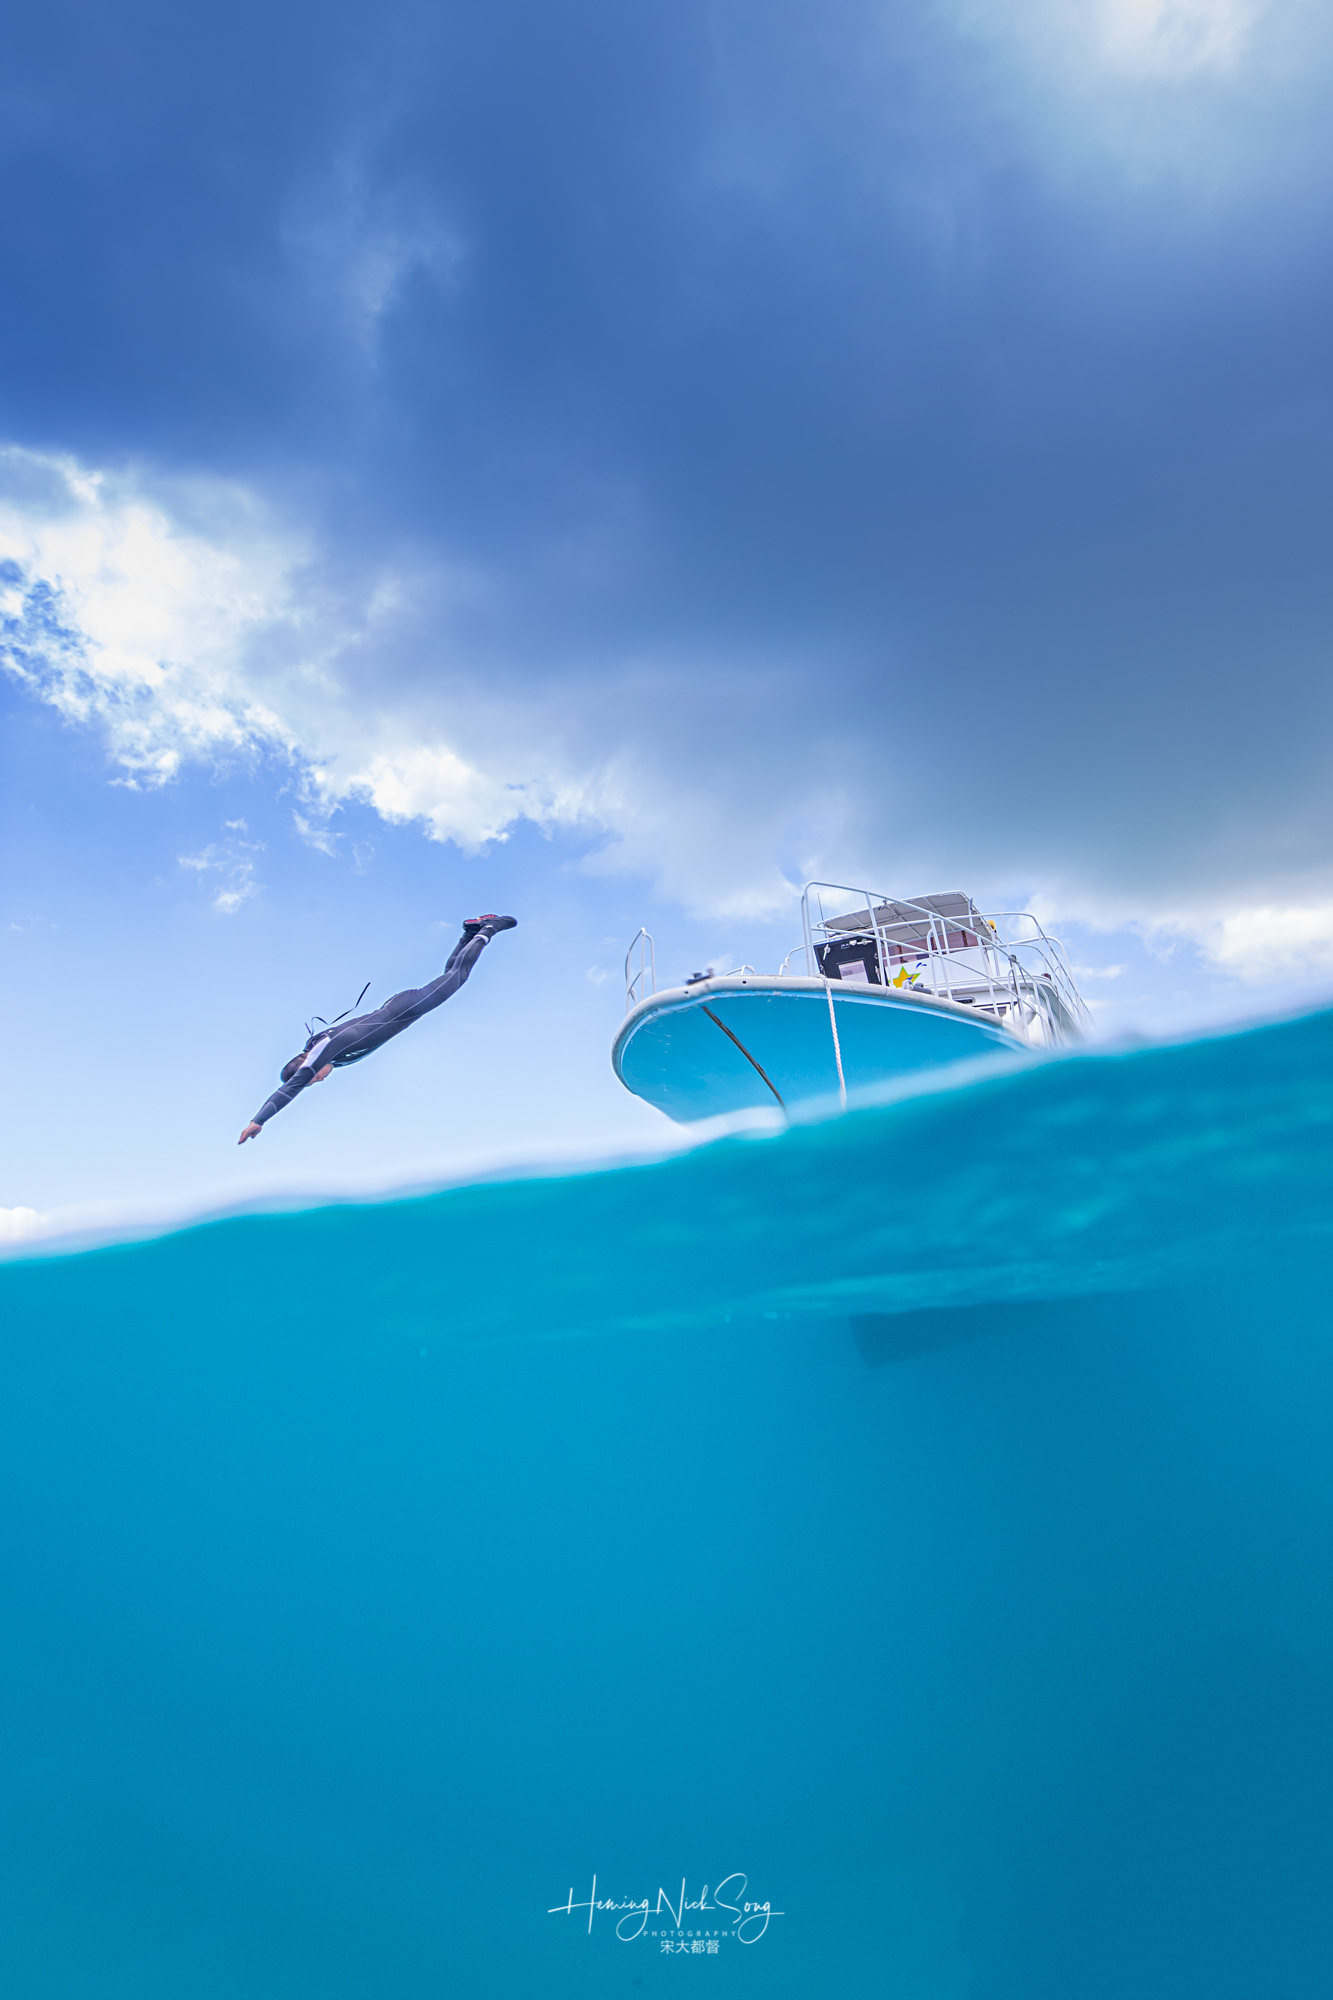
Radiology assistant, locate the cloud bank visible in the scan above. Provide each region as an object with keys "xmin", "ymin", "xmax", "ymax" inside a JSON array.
[
  {"xmin": 0, "ymin": 447, "xmax": 819, "ymax": 916},
  {"xmin": 4, "ymin": 0, "xmax": 1333, "ymax": 964}
]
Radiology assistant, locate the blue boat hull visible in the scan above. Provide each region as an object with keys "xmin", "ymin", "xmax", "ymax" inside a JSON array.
[{"xmin": 612, "ymin": 976, "xmax": 1025, "ymax": 1121}]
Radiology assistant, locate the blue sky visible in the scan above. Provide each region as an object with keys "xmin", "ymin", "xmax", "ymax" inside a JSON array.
[{"xmin": 5, "ymin": 0, "xmax": 1333, "ymax": 1229}]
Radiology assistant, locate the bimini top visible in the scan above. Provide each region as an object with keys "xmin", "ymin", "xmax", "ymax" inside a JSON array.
[
  {"xmin": 824, "ymin": 890, "xmax": 983, "ymax": 932},
  {"xmin": 612, "ymin": 880, "xmax": 1089, "ymax": 1123}
]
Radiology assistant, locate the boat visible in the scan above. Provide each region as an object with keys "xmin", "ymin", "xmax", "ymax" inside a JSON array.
[{"xmin": 612, "ymin": 882, "xmax": 1089, "ymax": 1122}]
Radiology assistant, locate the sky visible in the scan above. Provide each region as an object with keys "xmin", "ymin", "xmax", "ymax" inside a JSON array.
[{"xmin": 5, "ymin": 0, "xmax": 1333, "ymax": 1231}]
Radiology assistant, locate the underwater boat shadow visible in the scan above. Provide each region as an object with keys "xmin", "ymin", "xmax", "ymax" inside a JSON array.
[{"xmin": 851, "ymin": 1295, "xmax": 1093, "ymax": 1365}]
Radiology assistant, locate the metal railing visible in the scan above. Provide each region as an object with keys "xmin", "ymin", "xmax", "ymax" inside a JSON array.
[
  {"xmin": 621, "ymin": 886, "xmax": 1089, "ymax": 1048},
  {"xmin": 799, "ymin": 883, "xmax": 1089, "ymax": 1046},
  {"xmin": 625, "ymin": 928, "xmax": 657, "ymax": 1011}
]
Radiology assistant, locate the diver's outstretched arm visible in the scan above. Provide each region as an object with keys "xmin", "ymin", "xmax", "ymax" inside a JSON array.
[{"xmin": 241, "ymin": 1054, "xmax": 333, "ymax": 1139}]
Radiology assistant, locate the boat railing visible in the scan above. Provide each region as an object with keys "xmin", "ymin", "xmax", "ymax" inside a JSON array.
[
  {"xmin": 625, "ymin": 928, "xmax": 657, "ymax": 1011},
  {"xmin": 800, "ymin": 882, "xmax": 1089, "ymax": 1046},
  {"xmin": 973, "ymin": 911, "xmax": 1088, "ymax": 1036},
  {"xmin": 621, "ymin": 890, "xmax": 1089, "ymax": 1047}
]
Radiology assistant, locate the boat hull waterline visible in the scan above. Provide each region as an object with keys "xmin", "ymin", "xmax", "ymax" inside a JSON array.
[{"xmin": 612, "ymin": 975, "xmax": 1025, "ymax": 1122}]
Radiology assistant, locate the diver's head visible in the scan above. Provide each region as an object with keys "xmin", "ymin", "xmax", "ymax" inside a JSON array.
[{"xmin": 281, "ymin": 1029, "xmax": 325, "ymax": 1083}]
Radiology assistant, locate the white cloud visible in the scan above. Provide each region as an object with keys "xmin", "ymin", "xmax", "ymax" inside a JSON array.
[
  {"xmin": 337, "ymin": 742, "xmax": 552, "ymax": 848},
  {"xmin": 0, "ymin": 444, "xmax": 827, "ymax": 920},
  {"xmin": 1097, "ymin": 0, "xmax": 1256, "ymax": 77},
  {"xmin": 1001, "ymin": 879, "xmax": 1333, "ymax": 997},
  {"xmin": 0, "ymin": 1206, "xmax": 50, "ymax": 1244},
  {"xmin": 19, "ymin": 446, "xmax": 1327, "ymax": 967},
  {"xmin": 282, "ymin": 151, "xmax": 468, "ymax": 355},
  {"xmin": 291, "ymin": 809, "xmax": 340, "ymax": 856},
  {"xmin": 1200, "ymin": 899, "xmax": 1333, "ymax": 980},
  {"xmin": 178, "ymin": 829, "xmax": 264, "ymax": 915},
  {"xmin": 940, "ymin": 0, "xmax": 1331, "ymax": 199},
  {"xmin": 957, "ymin": 0, "xmax": 1266, "ymax": 82},
  {"xmin": 1055, "ymin": 891, "xmax": 1333, "ymax": 986},
  {"xmin": 0, "ymin": 445, "xmax": 306, "ymax": 784},
  {"xmin": 0, "ymin": 444, "xmax": 549, "ymax": 842}
]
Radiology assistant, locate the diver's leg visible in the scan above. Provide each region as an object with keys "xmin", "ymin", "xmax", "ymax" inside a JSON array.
[
  {"xmin": 398, "ymin": 917, "xmax": 516, "ymax": 1022},
  {"xmin": 388, "ymin": 940, "xmax": 484, "ymax": 1024},
  {"xmin": 443, "ymin": 913, "xmax": 515, "ymax": 974},
  {"xmin": 382, "ymin": 926, "xmax": 484, "ymax": 1016},
  {"xmin": 424, "ymin": 932, "xmax": 488, "ymax": 1002}
]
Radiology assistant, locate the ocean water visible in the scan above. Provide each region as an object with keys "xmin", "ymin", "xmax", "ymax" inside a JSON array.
[{"xmin": 3, "ymin": 1010, "xmax": 1333, "ymax": 1998}]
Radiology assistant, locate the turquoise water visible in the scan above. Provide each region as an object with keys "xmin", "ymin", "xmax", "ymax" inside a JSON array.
[{"xmin": 3, "ymin": 1010, "xmax": 1333, "ymax": 1996}]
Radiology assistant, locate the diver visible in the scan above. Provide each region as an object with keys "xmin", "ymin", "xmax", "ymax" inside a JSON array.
[{"xmin": 238, "ymin": 915, "xmax": 517, "ymax": 1143}]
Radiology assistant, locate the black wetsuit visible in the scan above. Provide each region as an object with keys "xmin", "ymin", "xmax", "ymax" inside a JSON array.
[{"xmin": 251, "ymin": 926, "xmax": 491, "ymax": 1129}]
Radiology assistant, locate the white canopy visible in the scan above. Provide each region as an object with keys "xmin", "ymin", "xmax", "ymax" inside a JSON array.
[{"xmin": 822, "ymin": 891, "xmax": 986, "ymax": 942}]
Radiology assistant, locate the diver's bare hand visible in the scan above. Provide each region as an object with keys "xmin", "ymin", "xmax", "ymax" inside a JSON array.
[{"xmin": 238, "ymin": 1122, "xmax": 262, "ymax": 1144}]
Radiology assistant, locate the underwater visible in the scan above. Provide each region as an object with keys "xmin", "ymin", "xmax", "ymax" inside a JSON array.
[{"xmin": 2, "ymin": 1006, "xmax": 1332, "ymax": 1997}]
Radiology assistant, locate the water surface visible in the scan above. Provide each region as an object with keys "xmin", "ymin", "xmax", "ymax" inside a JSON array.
[{"xmin": 3, "ymin": 1012, "xmax": 1332, "ymax": 1995}]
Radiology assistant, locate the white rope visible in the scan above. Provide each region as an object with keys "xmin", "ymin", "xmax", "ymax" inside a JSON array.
[{"xmin": 825, "ymin": 981, "xmax": 847, "ymax": 1108}]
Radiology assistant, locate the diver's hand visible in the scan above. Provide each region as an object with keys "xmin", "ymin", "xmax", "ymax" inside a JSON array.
[{"xmin": 238, "ymin": 1122, "xmax": 262, "ymax": 1144}]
